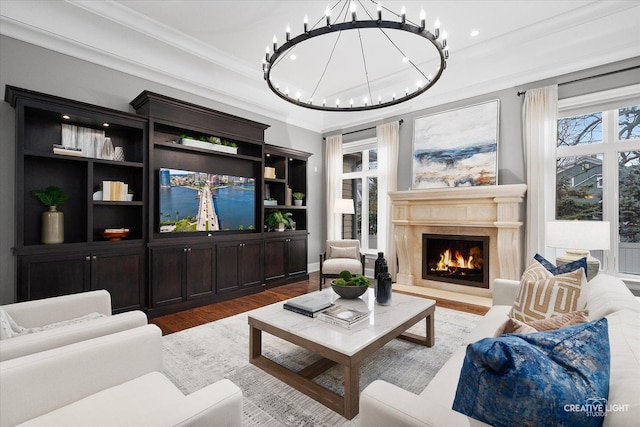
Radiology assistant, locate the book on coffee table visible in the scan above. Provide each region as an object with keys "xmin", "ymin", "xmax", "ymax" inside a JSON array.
[
  {"xmin": 317, "ymin": 305, "xmax": 370, "ymax": 329},
  {"xmin": 283, "ymin": 295, "xmax": 334, "ymax": 318}
]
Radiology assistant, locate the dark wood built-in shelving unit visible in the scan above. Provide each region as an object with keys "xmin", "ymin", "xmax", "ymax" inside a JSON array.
[{"xmin": 7, "ymin": 87, "xmax": 312, "ymax": 317}]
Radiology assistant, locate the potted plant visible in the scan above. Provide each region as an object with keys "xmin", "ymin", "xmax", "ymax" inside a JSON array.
[
  {"xmin": 265, "ymin": 210, "xmax": 293, "ymax": 232},
  {"xmin": 31, "ymin": 186, "xmax": 70, "ymax": 244},
  {"xmin": 264, "ymin": 197, "xmax": 277, "ymax": 206},
  {"xmin": 293, "ymin": 192, "xmax": 305, "ymax": 206}
]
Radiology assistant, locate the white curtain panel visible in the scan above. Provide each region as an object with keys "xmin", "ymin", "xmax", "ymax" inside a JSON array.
[
  {"xmin": 522, "ymin": 85, "xmax": 558, "ymax": 261},
  {"xmin": 376, "ymin": 121, "xmax": 400, "ymax": 279},
  {"xmin": 325, "ymin": 134, "xmax": 343, "ymax": 240}
]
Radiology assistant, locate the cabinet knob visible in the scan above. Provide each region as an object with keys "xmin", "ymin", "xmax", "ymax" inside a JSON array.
[
  {"xmin": 188, "ymin": 247, "xmax": 192, "ymax": 252},
  {"xmin": 85, "ymin": 256, "xmax": 91, "ymax": 261},
  {"xmin": 183, "ymin": 248, "xmax": 188, "ymax": 252},
  {"xmin": 92, "ymin": 255, "xmax": 97, "ymax": 260}
]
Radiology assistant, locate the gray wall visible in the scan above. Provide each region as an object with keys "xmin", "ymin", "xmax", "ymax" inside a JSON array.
[{"xmin": 0, "ymin": 35, "xmax": 323, "ymax": 304}]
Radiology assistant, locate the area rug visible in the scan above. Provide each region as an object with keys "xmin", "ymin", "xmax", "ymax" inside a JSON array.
[{"xmin": 162, "ymin": 306, "xmax": 480, "ymax": 426}]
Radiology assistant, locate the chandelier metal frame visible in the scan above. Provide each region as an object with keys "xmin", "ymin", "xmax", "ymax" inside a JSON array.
[{"xmin": 263, "ymin": 0, "xmax": 448, "ymax": 112}]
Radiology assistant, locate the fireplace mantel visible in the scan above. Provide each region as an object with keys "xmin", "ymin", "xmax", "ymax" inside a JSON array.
[{"xmin": 390, "ymin": 184, "xmax": 527, "ymax": 297}]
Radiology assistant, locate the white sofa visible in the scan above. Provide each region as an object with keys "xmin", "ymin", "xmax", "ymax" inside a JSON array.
[
  {"xmin": 1, "ymin": 290, "xmax": 148, "ymax": 361},
  {"xmin": 0, "ymin": 324, "xmax": 243, "ymax": 426},
  {"xmin": 360, "ymin": 274, "xmax": 640, "ymax": 426}
]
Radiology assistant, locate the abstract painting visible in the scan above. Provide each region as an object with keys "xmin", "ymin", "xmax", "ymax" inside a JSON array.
[{"xmin": 412, "ymin": 100, "xmax": 499, "ymax": 189}]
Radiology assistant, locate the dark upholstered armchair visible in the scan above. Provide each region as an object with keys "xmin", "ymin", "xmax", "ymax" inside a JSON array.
[{"xmin": 319, "ymin": 239, "xmax": 365, "ymax": 290}]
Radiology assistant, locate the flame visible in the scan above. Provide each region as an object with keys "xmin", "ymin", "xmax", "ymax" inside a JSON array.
[{"xmin": 434, "ymin": 249, "xmax": 481, "ymax": 270}]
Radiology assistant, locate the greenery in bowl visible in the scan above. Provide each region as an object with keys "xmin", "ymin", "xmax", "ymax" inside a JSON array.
[
  {"xmin": 31, "ymin": 186, "xmax": 70, "ymax": 207},
  {"xmin": 334, "ymin": 270, "xmax": 370, "ymax": 287}
]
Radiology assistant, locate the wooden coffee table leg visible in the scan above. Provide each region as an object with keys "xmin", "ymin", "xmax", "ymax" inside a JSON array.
[
  {"xmin": 426, "ymin": 311, "xmax": 435, "ymax": 347},
  {"xmin": 249, "ymin": 325, "xmax": 262, "ymax": 361},
  {"xmin": 343, "ymin": 361, "xmax": 360, "ymax": 419}
]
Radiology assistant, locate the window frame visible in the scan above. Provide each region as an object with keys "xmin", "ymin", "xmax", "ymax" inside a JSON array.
[
  {"xmin": 557, "ymin": 88, "xmax": 640, "ymax": 279},
  {"xmin": 342, "ymin": 137, "xmax": 379, "ymax": 254}
]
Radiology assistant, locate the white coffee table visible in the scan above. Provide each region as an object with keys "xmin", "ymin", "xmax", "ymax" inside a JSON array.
[{"xmin": 248, "ymin": 289, "xmax": 435, "ymax": 419}]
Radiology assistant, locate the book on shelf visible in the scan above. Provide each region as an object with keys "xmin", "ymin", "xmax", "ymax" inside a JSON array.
[
  {"xmin": 52, "ymin": 144, "xmax": 83, "ymax": 157},
  {"xmin": 317, "ymin": 305, "xmax": 370, "ymax": 329},
  {"xmin": 102, "ymin": 180, "xmax": 129, "ymax": 201},
  {"xmin": 283, "ymin": 295, "xmax": 334, "ymax": 318}
]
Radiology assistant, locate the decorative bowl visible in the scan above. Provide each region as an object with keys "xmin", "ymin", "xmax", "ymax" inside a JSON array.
[
  {"xmin": 330, "ymin": 281, "xmax": 369, "ymax": 299},
  {"xmin": 101, "ymin": 228, "xmax": 129, "ymax": 241}
]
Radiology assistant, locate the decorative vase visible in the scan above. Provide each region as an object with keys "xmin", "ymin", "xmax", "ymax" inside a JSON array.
[
  {"xmin": 42, "ymin": 206, "xmax": 64, "ymax": 244},
  {"xmin": 285, "ymin": 187, "xmax": 292, "ymax": 206},
  {"xmin": 113, "ymin": 146, "xmax": 125, "ymax": 161},
  {"xmin": 374, "ymin": 252, "xmax": 386, "ymax": 297},
  {"xmin": 101, "ymin": 137, "xmax": 114, "ymax": 160},
  {"xmin": 376, "ymin": 261, "xmax": 392, "ymax": 306}
]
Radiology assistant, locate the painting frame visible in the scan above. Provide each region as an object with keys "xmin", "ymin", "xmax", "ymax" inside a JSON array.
[{"xmin": 412, "ymin": 99, "xmax": 500, "ymax": 189}]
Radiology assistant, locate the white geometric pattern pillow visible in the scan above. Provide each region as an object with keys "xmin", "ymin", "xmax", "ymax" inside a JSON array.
[{"xmin": 510, "ymin": 259, "xmax": 587, "ymax": 322}]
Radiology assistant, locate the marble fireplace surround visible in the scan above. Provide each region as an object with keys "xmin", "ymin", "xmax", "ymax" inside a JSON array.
[{"xmin": 390, "ymin": 184, "xmax": 527, "ymax": 298}]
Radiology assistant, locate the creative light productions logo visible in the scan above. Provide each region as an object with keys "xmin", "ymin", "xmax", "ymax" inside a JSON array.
[{"xmin": 564, "ymin": 397, "xmax": 629, "ymax": 417}]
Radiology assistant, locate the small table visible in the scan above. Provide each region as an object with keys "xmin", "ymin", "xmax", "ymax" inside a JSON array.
[{"xmin": 248, "ymin": 289, "xmax": 435, "ymax": 419}]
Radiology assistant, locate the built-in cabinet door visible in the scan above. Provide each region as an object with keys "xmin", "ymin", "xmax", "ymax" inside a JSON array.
[
  {"xmin": 91, "ymin": 247, "xmax": 145, "ymax": 313},
  {"xmin": 216, "ymin": 242, "xmax": 241, "ymax": 294},
  {"xmin": 241, "ymin": 241, "xmax": 264, "ymax": 288},
  {"xmin": 150, "ymin": 246, "xmax": 185, "ymax": 307},
  {"xmin": 264, "ymin": 239, "xmax": 286, "ymax": 282},
  {"xmin": 185, "ymin": 246, "xmax": 215, "ymax": 300},
  {"xmin": 19, "ymin": 252, "xmax": 90, "ymax": 302},
  {"xmin": 287, "ymin": 236, "xmax": 308, "ymax": 277}
]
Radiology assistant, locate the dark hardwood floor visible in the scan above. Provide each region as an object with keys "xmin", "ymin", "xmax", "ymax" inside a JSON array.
[{"xmin": 150, "ymin": 271, "xmax": 490, "ymax": 335}]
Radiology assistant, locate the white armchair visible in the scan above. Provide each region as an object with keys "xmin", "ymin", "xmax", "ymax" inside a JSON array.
[
  {"xmin": 0, "ymin": 324, "xmax": 243, "ymax": 426},
  {"xmin": 319, "ymin": 239, "xmax": 366, "ymax": 290},
  {"xmin": 0, "ymin": 290, "xmax": 147, "ymax": 361}
]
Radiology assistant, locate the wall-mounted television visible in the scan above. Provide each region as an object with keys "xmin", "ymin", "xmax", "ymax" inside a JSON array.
[{"xmin": 159, "ymin": 168, "xmax": 256, "ymax": 233}]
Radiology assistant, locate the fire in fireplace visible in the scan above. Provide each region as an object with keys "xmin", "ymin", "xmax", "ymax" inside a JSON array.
[{"xmin": 422, "ymin": 234, "xmax": 489, "ymax": 288}]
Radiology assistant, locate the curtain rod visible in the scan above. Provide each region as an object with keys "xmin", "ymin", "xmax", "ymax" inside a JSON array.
[
  {"xmin": 516, "ymin": 65, "xmax": 640, "ymax": 97},
  {"xmin": 324, "ymin": 119, "xmax": 403, "ymax": 139}
]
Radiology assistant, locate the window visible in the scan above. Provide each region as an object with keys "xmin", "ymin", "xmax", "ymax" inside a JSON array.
[
  {"xmin": 342, "ymin": 138, "xmax": 379, "ymax": 252},
  {"xmin": 556, "ymin": 101, "xmax": 640, "ymax": 276}
]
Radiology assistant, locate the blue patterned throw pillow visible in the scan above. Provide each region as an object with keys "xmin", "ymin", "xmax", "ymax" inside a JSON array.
[
  {"xmin": 452, "ymin": 318, "xmax": 610, "ymax": 427},
  {"xmin": 534, "ymin": 253, "xmax": 587, "ymax": 276}
]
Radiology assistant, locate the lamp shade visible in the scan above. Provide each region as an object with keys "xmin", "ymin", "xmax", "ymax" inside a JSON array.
[
  {"xmin": 546, "ymin": 221, "xmax": 610, "ymax": 251},
  {"xmin": 334, "ymin": 198, "xmax": 355, "ymax": 214}
]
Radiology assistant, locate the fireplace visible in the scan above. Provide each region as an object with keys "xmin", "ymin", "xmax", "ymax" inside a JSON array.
[{"xmin": 422, "ymin": 234, "xmax": 489, "ymax": 289}]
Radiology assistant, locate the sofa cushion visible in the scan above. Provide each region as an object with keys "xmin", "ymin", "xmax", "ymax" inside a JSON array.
[
  {"xmin": 510, "ymin": 259, "xmax": 586, "ymax": 322},
  {"xmin": 500, "ymin": 310, "xmax": 589, "ymax": 335},
  {"xmin": 329, "ymin": 245, "xmax": 359, "ymax": 260},
  {"xmin": 534, "ymin": 253, "xmax": 587, "ymax": 276},
  {"xmin": 585, "ymin": 274, "xmax": 640, "ymax": 320},
  {"xmin": 604, "ymin": 309, "xmax": 640, "ymax": 426},
  {"xmin": 453, "ymin": 318, "xmax": 610, "ymax": 427},
  {"xmin": 322, "ymin": 258, "xmax": 362, "ymax": 275}
]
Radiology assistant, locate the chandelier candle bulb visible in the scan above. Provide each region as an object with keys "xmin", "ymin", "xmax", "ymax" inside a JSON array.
[
  {"xmin": 377, "ymin": 2, "xmax": 382, "ymax": 20},
  {"xmin": 420, "ymin": 10, "xmax": 426, "ymax": 30},
  {"xmin": 351, "ymin": 1, "xmax": 356, "ymax": 21},
  {"xmin": 401, "ymin": 6, "xmax": 406, "ymax": 23},
  {"xmin": 265, "ymin": 46, "xmax": 269, "ymax": 61},
  {"xmin": 326, "ymin": 5, "xmax": 331, "ymax": 25},
  {"xmin": 336, "ymin": 98, "xmax": 340, "ymax": 107},
  {"xmin": 286, "ymin": 25, "xmax": 290, "ymax": 42},
  {"xmin": 273, "ymin": 35, "xmax": 277, "ymax": 51},
  {"xmin": 378, "ymin": 95, "xmax": 382, "ymax": 104},
  {"xmin": 304, "ymin": 15, "xmax": 308, "ymax": 33},
  {"xmin": 434, "ymin": 19, "xmax": 440, "ymax": 38}
]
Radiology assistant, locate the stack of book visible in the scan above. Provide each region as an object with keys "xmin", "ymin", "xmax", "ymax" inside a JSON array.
[
  {"xmin": 52, "ymin": 144, "xmax": 82, "ymax": 157},
  {"xmin": 264, "ymin": 167, "xmax": 276, "ymax": 179},
  {"xmin": 283, "ymin": 295, "xmax": 334, "ymax": 318},
  {"xmin": 317, "ymin": 305, "xmax": 370, "ymax": 329},
  {"xmin": 102, "ymin": 180, "xmax": 129, "ymax": 201}
]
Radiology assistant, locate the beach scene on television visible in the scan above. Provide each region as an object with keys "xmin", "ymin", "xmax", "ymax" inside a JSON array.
[
  {"xmin": 159, "ymin": 168, "xmax": 255, "ymax": 233},
  {"xmin": 412, "ymin": 100, "xmax": 499, "ymax": 189}
]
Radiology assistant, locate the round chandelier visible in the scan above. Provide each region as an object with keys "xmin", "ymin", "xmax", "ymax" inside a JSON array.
[{"xmin": 262, "ymin": 0, "xmax": 449, "ymax": 112}]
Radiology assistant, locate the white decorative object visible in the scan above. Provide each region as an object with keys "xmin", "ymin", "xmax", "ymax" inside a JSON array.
[
  {"xmin": 101, "ymin": 137, "xmax": 114, "ymax": 160},
  {"xmin": 180, "ymin": 138, "xmax": 238, "ymax": 155},
  {"xmin": 113, "ymin": 147, "xmax": 125, "ymax": 161}
]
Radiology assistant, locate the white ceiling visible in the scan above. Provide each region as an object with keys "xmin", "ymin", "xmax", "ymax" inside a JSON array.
[{"xmin": 1, "ymin": 0, "xmax": 639, "ymax": 133}]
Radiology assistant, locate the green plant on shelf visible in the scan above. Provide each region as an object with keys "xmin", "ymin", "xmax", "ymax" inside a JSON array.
[
  {"xmin": 292, "ymin": 192, "xmax": 304, "ymax": 200},
  {"xmin": 31, "ymin": 186, "xmax": 70, "ymax": 207},
  {"xmin": 265, "ymin": 210, "xmax": 293, "ymax": 230}
]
